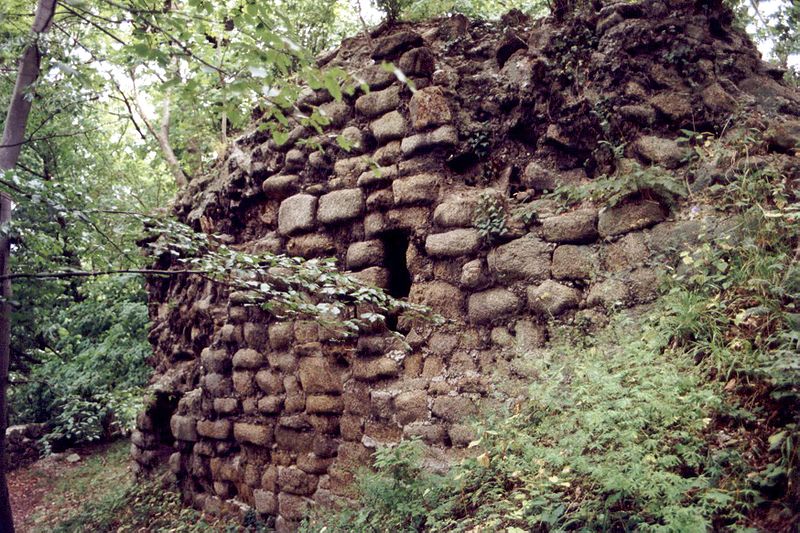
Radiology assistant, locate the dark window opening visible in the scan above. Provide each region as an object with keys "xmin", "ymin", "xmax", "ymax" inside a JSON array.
[
  {"xmin": 380, "ymin": 231, "xmax": 412, "ymax": 331},
  {"xmin": 381, "ymin": 231, "xmax": 412, "ymax": 299}
]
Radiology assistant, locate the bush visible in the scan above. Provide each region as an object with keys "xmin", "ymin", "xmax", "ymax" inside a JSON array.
[{"xmin": 10, "ymin": 275, "xmax": 151, "ymax": 449}]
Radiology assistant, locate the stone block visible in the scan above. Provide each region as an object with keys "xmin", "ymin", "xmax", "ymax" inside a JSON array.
[
  {"xmin": 254, "ymin": 489, "xmax": 278, "ymax": 514},
  {"xmin": 634, "ymin": 135, "xmax": 688, "ymax": 169},
  {"xmin": 409, "ymin": 281, "xmax": 464, "ymax": 320},
  {"xmin": 278, "ymin": 492, "xmax": 309, "ymax": 522},
  {"xmin": 213, "ymin": 398, "xmax": 239, "ymax": 415},
  {"xmin": 400, "ymin": 125, "xmax": 458, "ymax": 157},
  {"xmin": 394, "ymin": 390, "xmax": 428, "ymax": 425},
  {"xmin": 197, "ymin": 419, "xmax": 232, "ymax": 440},
  {"xmin": 587, "ymin": 278, "xmax": 630, "ymax": 309},
  {"xmin": 425, "ymin": 229, "xmax": 481, "ymax": 257},
  {"xmin": 233, "ymin": 371, "xmax": 255, "ymax": 395},
  {"xmin": 278, "ymin": 194, "xmax": 317, "ymax": 235},
  {"xmin": 256, "ymin": 369, "xmax": 285, "ymax": 394},
  {"xmin": 460, "ymin": 258, "xmax": 489, "ymax": 289},
  {"xmin": 232, "ymin": 348, "xmax": 265, "ymax": 369},
  {"xmin": 370, "ymin": 111, "xmax": 407, "ymax": 144},
  {"xmin": 355, "ymin": 86, "xmax": 401, "ymax": 117},
  {"xmin": 234, "ymin": 422, "xmax": 273, "ymax": 446},
  {"xmin": 278, "ymin": 466, "xmax": 319, "ymax": 496},
  {"xmin": 169, "ymin": 415, "xmax": 198, "ymax": 442},
  {"xmin": 602, "ymin": 232, "xmax": 649, "ymax": 271},
  {"xmin": 203, "ymin": 373, "xmax": 232, "ymax": 397},
  {"xmin": 371, "ymin": 30, "xmax": 424, "ymax": 60},
  {"xmin": 487, "ymin": 234, "xmax": 550, "ymax": 282},
  {"xmin": 527, "ymin": 280, "xmax": 580, "ymax": 316},
  {"xmin": 352, "ymin": 357, "xmax": 400, "ymax": 381},
  {"xmin": 269, "ymin": 322, "xmax": 294, "ymax": 350},
  {"xmin": 346, "ymin": 240, "xmax": 384, "ymax": 270},
  {"xmin": 297, "ymin": 453, "xmax": 333, "ymax": 475},
  {"xmin": 373, "ymin": 141, "xmax": 402, "ymax": 165},
  {"xmin": 319, "ymin": 100, "xmax": 351, "ymax": 127},
  {"xmin": 334, "ymin": 156, "xmax": 370, "ymax": 179},
  {"xmin": 551, "ymin": 244, "xmax": 598, "ymax": 280},
  {"xmin": 298, "ymin": 358, "xmax": 343, "ymax": 394},
  {"xmin": 200, "ymin": 347, "xmax": 230, "ymax": 374},
  {"xmin": 318, "ymin": 188, "xmax": 364, "ymax": 224},
  {"xmin": 433, "ymin": 192, "xmax": 481, "ymax": 227},
  {"xmin": 392, "ymin": 173, "xmax": 441, "ymax": 205},
  {"xmin": 262, "ymin": 174, "xmax": 299, "ymax": 198},
  {"xmin": 258, "ymin": 396, "xmax": 283, "ymax": 414},
  {"xmin": 408, "ymin": 86, "xmax": 451, "ymax": 130},
  {"xmin": 540, "ymin": 208, "xmax": 598, "ymax": 243},
  {"xmin": 351, "ymin": 266, "xmax": 390, "ymax": 288},
  {"xmin": 598, "ymin": 200, "xmax": 666, "ymax": 237},
  {"xmin": 522, "ymin": 162, "xmax": 586, "ymax": 191},
  {"xmin": 243, "ymin": 322, "xmax": 268, "ymax": 347},
  {"xmin": 306, "ymin": 395, "xmax": 344, "ymax": 414},
  {"xmin": 431, "ymin": 396, "xmax": 477, "ymax": 422},
  {"xmin": 467, "ymin": 288, "xmax": 521, "ymax": 324},
  {"xmin": 399, "ymin": 47, "xmax": 436, "ymax": 77}
]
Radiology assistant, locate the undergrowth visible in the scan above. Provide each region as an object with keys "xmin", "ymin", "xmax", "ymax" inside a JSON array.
[{"xmin": 302, "ymin": 133, "xmax": 799, "ymax": 532}]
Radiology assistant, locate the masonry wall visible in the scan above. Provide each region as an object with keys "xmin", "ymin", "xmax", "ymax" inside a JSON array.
[{"xmin": 129, "ymin": 1, "xmax": 799, "ymax": 530}]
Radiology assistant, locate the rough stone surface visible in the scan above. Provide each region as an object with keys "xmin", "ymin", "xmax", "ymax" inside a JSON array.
[
  {"xmin": 370, "ymin": 111, "xmax": 407, "ymax": 144},
  {"xmin": 425, "ymin": 229, "xmax": 481, "ymax": 257},
  {"xmin": 355, "ymin": 86, "xmax": 401, "ymax": 117},
  {"xmin": 527, "ymin": 280, "xmax": 581, "ymax": 316},
  {"xmin": 400, "ymin": 125, "xmax": 458, "ymax": 156},
  {"xmin": 468, "ymin": 288, "xmax": 521, "ymax": 324},
  {"xmin": 393, "ymin": 174, "xmax": 441, "ymax": 205},
  {"xmin": 634, "ymin": 135, "xmax": 688, "ymax": 169},
  {"xmin": 318, "ymin": 188, "xmax": 364, "ymax": 224},
  {"xmin": 598, "ymin": 200, "xmax": 667, "ymax": 237},
  {"xmin": 551, "ymin": 245, "xmax": 597, "ymax": 280},
  {"xmin": 278, "ymin": 194, "xmax": 317, "ymax": 235},
  {"xmin": 487, "ymin": 234, "xmax": 550, "ymax": 282},
  {"xmin": 408, "ymin": 86, "xmax": 452, "ymax": 131},
  {"xmin": 540, "ymin": 208, "xmax": 598, "ymax": 243}
]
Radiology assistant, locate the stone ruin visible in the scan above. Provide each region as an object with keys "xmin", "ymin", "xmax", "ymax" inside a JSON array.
[{"xmin": 130, "ymin": 1, "xmax": 800, "ymax": 530}]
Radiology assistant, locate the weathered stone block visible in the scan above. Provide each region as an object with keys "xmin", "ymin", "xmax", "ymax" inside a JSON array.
[
  {"xmin": 433, "ymin": 192, "xmax": 481, "ymax": 227},
  {"xmin": 297, "ymin": 453, "xmax": 333, "ymax": 475},
  {"xmin": 370, "ymin": 111, "xmax": 407, "ymax": 144},
  {"xmin": 203, "ymin": 373, "xmax": 232, "ymax": 397},
  {"xmin": 278, "ymin": 466, "xmax": 318, "ymax": 496},
  {"xmin": 269, "ymin": 322, "xmax": 294, "ymax": 350},
  {"xmin": 196, "ymin": 419, "xmax": 232, "ymax": 440},
  {"xmin": 399, "ymin": 47, "xmax": 436, "ymax": 77},
  {"xmin": 431, "ymin": 396, "xmax": 477, "ymax": 422},
  {"xmin": 234, "ymin": 422, "xmax": 273, "ymax": 446},
  {"xmin": 351, "ymin": 266, "xmax": 390, "ymax": 288},
  {"xmin": 551, "ymin": 244, "xmax": 598, "ymax": 280},
  {"xmin": 467, "ymin": 288, "xmax": 521, "ymax": 324},
  {"xmin": 587, "ymin": 278, "xmax": 630, "ymax": 308},
  {"xmin": 527, "ymin": 280, "xmax": 580, "ymax": 316},
  {"xmin": 169, "ymin": 415, "xmax": 198, "ymax": 442},
  {"xmin": 598, "ymin": 200, "xmax": 666, "ymax": 237},
  {"xmin": 334, "ymin": 156, "xmax": 370, "ymax": 179},
  {"xmin": 352, "ymin": 357, "xmax": 399, "ymax": 381},
  {"xmin": 425, "ymin": 229, "xmax": 481, "ymax": 257},
  {"xmin": 540, "ymin": 208, "xmax": 598, "ymax": 243},
  {"xmin": 319, "ymin": 100, "xmax": 351, "ymax": 127},
  {"xmin": 318, "ymin": 188, "xmax": 364, "ymax": 224},
  {"xmin": 243, "ymin": 322, "xmax": 268, "ymax": 347},
  {"xmin": 392, "ymin": 173, "xmax": 441, "ymax": 205},
  {"xmin": 409, "ymin": 281, "xmax": 464, "ymax": 320},
  {"xmin": 394, "ymin": 391, "xmax": 428, "ymax": 425},
  {"xmin": 306, "ymin": 395, "xmax": 345, "ymax": 414},
  {"xmin": 278, "ymin": 194, "xmax": 317, "ymax": 236},
  {"xmin": 233, "ymin": 371, "xmax": 255, "ymax": 395},
  {"xmin": 298, "ymin": 358, "xmax": 343, "ymax": 394},
  {"xmin": 487, "ymin": 234, "xmax": 550, "ymax": 282},
  {"xmin": 213, "ymin": 398, "xmax": 239, "ymax": 415},
  {"xmin": 258, "ymin": 396, "xmax": 283, "ymax": 414},
  {"xmin": 371, "ymin": 30, "xmax": 424, "ymax": 60},
  {"xmin": 232, "ymin": 348, "xmax": 265, "ymax": 369},
  {"xmin": 408, "ymin": 86, "xmax": 451, "ymax": 130},
  {"xmin": 200, "ymin": 347, "xmax": 230, "ymax": 374},
  {"xmin": 460, "ymin": 258, "xmax": 489, "ymax": 289},
  {"xmin": 256, "ymin": 369, "xmax": 285, "ymax": 394},
  {"xmin": 634, "ymin": 135, "xmax": 688, "ymax": 169},
  {"xmin": 355, "ymin": 86, "xmax": 401, "ymax": 117},
  {"xmin": 400, "ymin": 125, "xmax": 458, "ymax": 157},
  {"xmin": 346, "ymin": 240, "xmax": 384, "ymax": 270},
  {"xmin": 262, "ymin": 175, "xmax": 299, "ymax": 198},
  {"xmin": 254, "ymin": 489, "xmax": 278, "ymax": 515},
  {"xmin": 278, "ymin": 492, "xmax": 310, "ymax": 522}
]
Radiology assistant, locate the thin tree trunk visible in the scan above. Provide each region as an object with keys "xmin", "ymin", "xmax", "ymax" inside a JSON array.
[
  {"xmin": 0, "ymin": 1, "xmax": 58, "ymax": 530},
  {"xmin": 130, "ymin": 77, "xmax": 189, "ymax": 189}
]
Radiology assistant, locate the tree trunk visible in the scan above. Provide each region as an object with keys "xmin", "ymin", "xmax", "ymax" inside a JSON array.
[{"xmin": 0, "ymin": 1, "xmax": 58, "ymax": 530}]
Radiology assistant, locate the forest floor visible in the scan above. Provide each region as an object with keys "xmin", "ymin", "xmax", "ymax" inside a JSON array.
[
  {"xmin": 9, "ymin": 440, "xmax": 130, "ymax": 533},
  {"xmin": 9, "ymin": 439, "xmax": 253, "ymax": 532}
]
